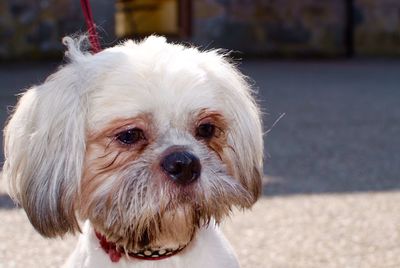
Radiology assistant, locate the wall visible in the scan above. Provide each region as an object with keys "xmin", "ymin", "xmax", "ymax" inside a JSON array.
[
  {"xmin": 0, "ymin": 0, "xmax": 399, "ymax": 59},
  {"xmin": 0, "ymin": 0, "xmax": 114, "ymax": 60},
  {"xmin": 354, "ymin": 0, "xmax": 400, "ymax": 56},
  {"xmin": 192, "ymin": 0, "xmax": 347, "ymax": 57},
  {"xmin": 0, "ymin": 0, "xmax": 82, "ymax": 59}
]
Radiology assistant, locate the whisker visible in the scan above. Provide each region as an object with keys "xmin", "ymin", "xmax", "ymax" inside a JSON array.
[
  {"xmin": 264, "ymin": 112, "xmax": 285, "ymax": 135},
  {"xmin": 97, "ymin": 152, "xmax": 114, "ymax": 160},
  {"xmin": 99, "ymin": 152, "xmax": 121, "ymax": 170}
]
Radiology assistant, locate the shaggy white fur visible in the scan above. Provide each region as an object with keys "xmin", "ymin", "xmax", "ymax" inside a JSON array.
[{"xmin": 3, "ymin": 36, "xmax": 263, "ymax": 267}]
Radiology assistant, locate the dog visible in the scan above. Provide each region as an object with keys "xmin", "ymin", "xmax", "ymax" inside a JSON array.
[{"xmin": 3, "ymin": 36, "xmax": 263, "ymax": 268}]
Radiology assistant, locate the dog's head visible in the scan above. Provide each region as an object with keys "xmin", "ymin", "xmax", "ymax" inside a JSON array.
[{"xmin": 3, "ymin": 36, "xmax": 263, "ymax": 250}]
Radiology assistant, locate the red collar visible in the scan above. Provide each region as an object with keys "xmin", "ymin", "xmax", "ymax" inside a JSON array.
[{"xmin": 95, "ymin": 231, "xmax": 187, "ymax": 262}]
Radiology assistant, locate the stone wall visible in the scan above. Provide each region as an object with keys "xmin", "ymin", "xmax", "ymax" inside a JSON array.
[
  {"xmin": 0, "ymin": 0, "xmax": 114, "ymax": 60},
  {"xmin": 0, "ymin": 0, "xmax": 82, "ymax": 59},
  {"xmin": 354, "ymin": 0, "xmax": 400, "ymax": 56},
  {"xmin": 0, "ymin": 0, "xmax": 399, "ymax": 59},
  {"xmin": 192, "ymin": 0, "xmax": 347, "ymax": 57}
]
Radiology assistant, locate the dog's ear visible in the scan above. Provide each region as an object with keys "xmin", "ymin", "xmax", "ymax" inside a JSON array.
[
  {"xmin": 225, "ymin": 75, "xmax": 263, "ymax": 205},
  {"xmin": 203, "ymin": 53, "xmax": 264, "ymax": 205},
  {"xmin": 3, "ymin": 62, "xmax": 87, "ymax": 237}
]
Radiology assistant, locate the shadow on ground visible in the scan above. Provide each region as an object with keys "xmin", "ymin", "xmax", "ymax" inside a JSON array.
[
  {"xmin": 0, "ymin": 60, "xmax": 399, "ymax": 208},
  {"xmin": 248, "ymin": 60, "xmax": 400, "ymax": 196}
]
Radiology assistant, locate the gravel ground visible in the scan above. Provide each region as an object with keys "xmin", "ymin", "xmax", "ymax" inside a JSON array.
[
  {"xmin": 1, "ymin": 185, "xmax": 399, "ymax": 268},
  {"xmin": 0, "ymin": 60, "xmax": 399, "ymax": 267},
  {"xmin": 224, "ymin": 191, "xmax": 400, "ymax": 268}
]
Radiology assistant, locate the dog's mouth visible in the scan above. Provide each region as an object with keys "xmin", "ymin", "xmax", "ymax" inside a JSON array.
[
  {"xmin": 90, "ymin": 203, "xmax": 200, "ymax": 253},
  {"xmin": 83, "ymin": 165, "xmax": 253, "ymax": 254},
  {"xmin": 86, "ymin": 177, "xmax": 252, "ymax": 253}
]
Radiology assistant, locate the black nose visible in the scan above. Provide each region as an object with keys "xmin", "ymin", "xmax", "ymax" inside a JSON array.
[{"xmin": 161, "ymin": 151, "xmax": 201, "ymax": 185}]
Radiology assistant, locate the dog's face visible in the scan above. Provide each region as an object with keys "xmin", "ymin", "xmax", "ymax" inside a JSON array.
[{"xmin": 3, "ymin": 36, "xmax": 263, "ymax": 250}]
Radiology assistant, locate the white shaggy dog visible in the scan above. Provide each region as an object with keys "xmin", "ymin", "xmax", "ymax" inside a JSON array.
[{"xmin": 3, "ymin": 36, "xmax": 263, "ymax": 268}]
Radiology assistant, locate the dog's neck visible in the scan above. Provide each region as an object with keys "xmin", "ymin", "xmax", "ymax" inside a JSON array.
[{"xmin": 95, "ymin": 231, "xmax": 191, "ymax": 262}]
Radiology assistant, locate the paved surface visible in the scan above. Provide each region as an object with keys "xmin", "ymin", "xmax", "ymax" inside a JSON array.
[{"xmin": 0, "ymin": 60, "xmax": 399, "ymax": 267}]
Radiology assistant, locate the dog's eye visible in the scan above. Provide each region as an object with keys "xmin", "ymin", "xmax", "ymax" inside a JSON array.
[
  {"xmin": 196, "ymin": 123, "xmax": 215, "ymax": 139},
  {"xmin": 116, "ymin": 128, "xmax": 145, "ymax": 145}
]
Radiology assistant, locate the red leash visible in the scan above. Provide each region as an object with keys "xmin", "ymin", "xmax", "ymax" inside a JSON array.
[{"xmin": 80, "ymin": 0, "xmax": 102, "ymax": 53}]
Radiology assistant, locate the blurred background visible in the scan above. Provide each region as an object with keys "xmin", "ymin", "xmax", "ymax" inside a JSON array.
[
  {"xmin": 0, "ymin": 1, "xmax": 399, "ymax": 267},
  {"xmin": 1, "ymin": 0, "xmax": 400, "ymax": 59}
]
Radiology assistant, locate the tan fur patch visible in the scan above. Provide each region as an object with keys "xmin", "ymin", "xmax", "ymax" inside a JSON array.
[
  {"xmin": 194, "ymin": 109, "xmax": 234, "ymax": 176},
  {"xmin": 80, "ymin": 114, "xmax": 154, "ymax": 215}
]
